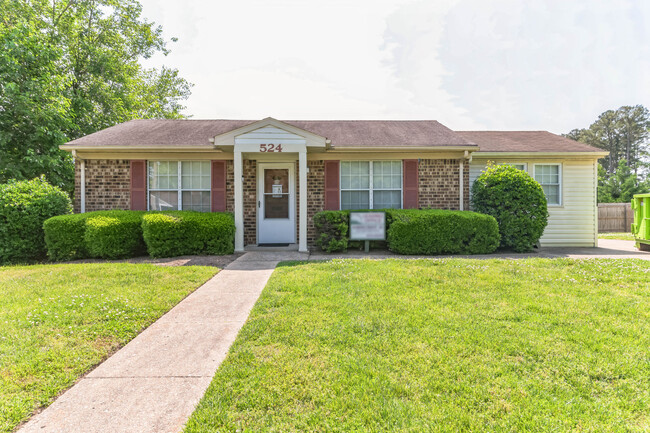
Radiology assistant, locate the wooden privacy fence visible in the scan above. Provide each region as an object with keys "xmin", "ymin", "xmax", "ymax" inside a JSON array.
[{"xmin": 598, "ymin": 203, "xmax": 633, "ymax": 232}]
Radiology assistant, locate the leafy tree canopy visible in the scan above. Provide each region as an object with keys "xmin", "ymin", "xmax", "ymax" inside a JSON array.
[
  {"xmin": 598, "ymin": 160, "xmax": 649, "ymax": 203},
  {"xmin": 0, "ymin": 0, "xmax": 192, "ymax": 193},
  {"xmin": 565, "ymin": 105, "xmax": 650, "ymax": 177},
  {"xmin": 564, "ymin": 105, "xmax": 650, "ymax": 203}
]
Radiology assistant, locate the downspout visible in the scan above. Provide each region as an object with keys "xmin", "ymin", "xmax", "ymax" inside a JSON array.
[
  {"xmin": 459, "ymin": 151, "xmax": 471, "ymax": 211},
  {"xmin": 73, "ymin": 151, "xmax": 86, "ymax": 213}
]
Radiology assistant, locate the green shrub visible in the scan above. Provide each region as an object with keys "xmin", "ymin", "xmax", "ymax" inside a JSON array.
[
  {"xmin": 84, "ymin": 211, "xmax": 146, "ymax": 259},
  {"xmin": 0, "ymin": 177, "xmax": 72, "ymax": 264},
  {"xmin": 387, "ymin": 209, "xmax": 500, "ymax": 255},
  {"xmin": 142, "ymin": 211, "xmax": 235, "ymax": 258},
  {"xmin": 472, "ymin": 164, "xmax": 548, "ymax": 252},
  {"xmin": 43, "ymin": 213, "xmax": 91, "ymax": 261},
  {"xmin": 313, "ymin": 211, "xmax": 349, "ymax": 252}
]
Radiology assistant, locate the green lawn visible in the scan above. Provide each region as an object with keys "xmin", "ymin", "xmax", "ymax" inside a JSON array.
[
  {"xmin": 0, "ymin": 263, "xmax": 217, "ymax": 433},
  {"xmin": 599, "ymin": 232, "xmax": 635, "ymax": 240},
  {"xmin": 186, "ymin": 258, "xmax": 650, "ymax": 433}
]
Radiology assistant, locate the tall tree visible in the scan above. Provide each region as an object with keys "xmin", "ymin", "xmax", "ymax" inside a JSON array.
[
  {"xmin": 564, "ymin": 105, "xmax": 650, "ymax": 177},
  {"xmin": 0, "ymin": 0, "xmax": 192, "ymax": 192},
  {"xmin": 598, "ymin": 160, "xmax": 648, "ymax": 203},
  {"xmin": 0, "ymin": 18, "xmax": 73, "ymax": 191}
]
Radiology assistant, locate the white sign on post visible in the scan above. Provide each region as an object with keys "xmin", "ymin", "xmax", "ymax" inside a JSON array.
[{"xmin": 349, "ymin": 212, "xmax": 386, "ymax": 241}]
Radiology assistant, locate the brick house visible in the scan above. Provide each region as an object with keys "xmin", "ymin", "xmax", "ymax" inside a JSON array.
[{"xmin": 61, "ymin": 117, "xmax": 607, "ymax": 251}]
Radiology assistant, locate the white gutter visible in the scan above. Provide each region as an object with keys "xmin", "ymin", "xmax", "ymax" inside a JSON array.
[
  {"xmin": 327, "ymin": 145, "xmax": 480, "ymax": 152},
  {"xmin": 474, "ymin": 151, "xmax": 609, "ymax": 158},
  {"xmin": 60, "ymin": 145, "xmax": 221, "ymax": 152}
]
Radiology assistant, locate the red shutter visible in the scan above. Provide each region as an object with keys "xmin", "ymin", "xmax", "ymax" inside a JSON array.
[
  {"xmin": 403, "ymin": 159, "xmax": 419, "ymax": 209},
  {"xmin": 211, "ymin": 160, "xmax": 227, "ymax": 212},
  {"xmin": 324, "ymin": 160, "xmax": 340, "ymax": 210},
  {"xmin": 130, "ymin": 160, "xmax": 147, "ymax": 210}
]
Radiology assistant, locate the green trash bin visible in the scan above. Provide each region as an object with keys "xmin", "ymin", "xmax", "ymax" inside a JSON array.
[{"xmin": 632, "ymin": 193, "xmax": 650, "ymax": 251}]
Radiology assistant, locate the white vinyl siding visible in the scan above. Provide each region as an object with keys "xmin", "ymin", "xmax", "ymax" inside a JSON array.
[
  {"xmin": 470, "ymin": 159, "xmax": 597, "ymax": 247},
  {"xmin": 148, "ymin": 161, "xmax": 211, "ymax": 212},
  {"xmin": 340, "ymin": 161, "xmax": 402, "ymax": 210}
]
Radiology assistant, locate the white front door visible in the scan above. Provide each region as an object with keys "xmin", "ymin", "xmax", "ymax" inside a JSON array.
[{"xmin": 257, "ymin": 162, "xmax": 296, "ymax": 244}]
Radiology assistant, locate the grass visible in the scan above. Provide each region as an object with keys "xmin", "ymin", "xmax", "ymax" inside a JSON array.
[
  {"xmin": 599, "ymin": 232, "xmax": 635, "ymax": 240},
  {"xmin": 0, "ymin": 263, "xmax": 216, "ymax": 433},
  {"xmin": 186, "ymin": 258, "xmax": 650, "ymax": 433}
]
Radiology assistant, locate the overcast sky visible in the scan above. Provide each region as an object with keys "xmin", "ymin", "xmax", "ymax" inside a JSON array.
[{"xmin": 139, "ymin": 0, "xmax": 649, "ymax": 134}]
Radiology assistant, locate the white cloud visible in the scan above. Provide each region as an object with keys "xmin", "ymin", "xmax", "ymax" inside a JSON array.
[
  {"xmin": 138, "ymin": 0, "xmax": 650, "ymax": 133},
  {"xmin": 385, "ymin": 0, "xmax": 650, "ymax": 132}
]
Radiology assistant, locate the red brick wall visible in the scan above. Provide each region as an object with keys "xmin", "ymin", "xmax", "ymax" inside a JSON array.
[
  {"xmin": 75, "ymin": 159, "xmax": 130, "ymax": 213},
  {"xmin": 306, "ymin": 160, "xmax": 325, "ymax": 245},
  {"xmin": 417, "ymin": 159, "xmax": 469, "ymax": 210},
  {"xmin": 75, "ymin": 157, "xmax": 469, "ymax": 247},
  {"xmin": 243, "ymin": 159, "xmax": 257, "ymax": 246},
  {"xmin": 226, "ymin": 160, "xmax": 235, "ymax": 212}
]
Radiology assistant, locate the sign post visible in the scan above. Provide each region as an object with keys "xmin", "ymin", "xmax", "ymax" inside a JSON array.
[{"xmin": 349, "ymin": 212, "xmax": 386, "ymax": 252}]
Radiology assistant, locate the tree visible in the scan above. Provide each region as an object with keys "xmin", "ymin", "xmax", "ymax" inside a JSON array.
[
  {"xmin": 0, "ymin": 20, "xmax": 73, "ymax": 191},
  {"xmin": 0, "ymin": 0, "xmax": 192, "ymax": 193},
  {"xmin": 564, "ymin": 105, "xmax": 650, "ymax": 203},
  {"xmin": 564, "ymin": 105, "xmax": 650, "ymax": 177},
  {"xmin": 598, "ymin": 160, "xmax": 649, "ymax": 203}
]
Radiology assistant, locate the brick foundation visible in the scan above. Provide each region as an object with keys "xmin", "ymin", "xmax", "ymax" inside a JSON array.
[{"xmin": 75, "ymin": 159, "xmax": 130, "ymax": 213}]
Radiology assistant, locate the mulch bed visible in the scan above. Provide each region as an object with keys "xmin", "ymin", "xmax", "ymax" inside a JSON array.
[{"xmin": 62, "ymin": 253, "xmax": 244, "ymax": 268}]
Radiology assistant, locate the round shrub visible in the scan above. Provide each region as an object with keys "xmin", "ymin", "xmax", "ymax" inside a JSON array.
[
  {"xmin": 0, "ymin": 177, "xmax": 72, "ymax": 264},
  {"xmin": 472, "ymin": 164, "xmax": 548, "ymax": 252}
]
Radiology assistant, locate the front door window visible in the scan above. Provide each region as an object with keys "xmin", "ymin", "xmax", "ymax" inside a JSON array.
[{"xmin": 264, "ymin": 169, "xmax": 289, "ymax": 218}]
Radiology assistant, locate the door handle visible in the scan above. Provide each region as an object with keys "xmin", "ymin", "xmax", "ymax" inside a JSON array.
[{"xmin": 258, "ymin": 200, "xmax": 260, "ymax": 208}]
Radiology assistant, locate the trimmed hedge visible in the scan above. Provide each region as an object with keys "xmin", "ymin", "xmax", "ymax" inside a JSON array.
[
  {"xmin": 84, "ymin": 211, "xmax": 146, "ymax": 259},
  {"xmin": 44, "ymin": 210, "xmax": 235, "ymax": 260},
  {"xmin": 44, "ymin": 211, "xmax": 146, "ymax": 260},
  {"xmin": 313, "ymin": 211, "xmax": 349, "ymax": 252},
  {"xmin": 142, "ymin": 211, "xmax": 235, "ymax": 258},
  {"xmin": 472, "ymin": 164, "xmax": 548, "ymax": 252},
  {"xmin": 44, "ymin": 213, "xmax": 91, "ymax": 261},
  {"xmin": 387, "ymin": 209, "xmax": 500, "ymax": 255},
  {"xmin": 0, "ymin": 177, "xmax": 72, "ymax": 264},
  {"xmin": 312, "ymin": 208, "xmax": 500, "ymax": 255}
]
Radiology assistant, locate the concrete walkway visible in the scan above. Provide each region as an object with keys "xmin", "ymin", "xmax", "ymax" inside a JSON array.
[{"xmin": 19, "ymin": 252, "xmax": 305, "ymax": 433}]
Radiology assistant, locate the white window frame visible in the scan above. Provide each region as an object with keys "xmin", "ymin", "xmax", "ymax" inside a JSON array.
[
  {"xmin": 533, "ymin": 163, "xmax": 562, "ymax": 206},
  {"xmin": 339, "ymin": 160, "xmax": 403, "ymax": 210},
  {"xmin": 147, "ymin": 161, "xmax": 211, "ymax": 211}
]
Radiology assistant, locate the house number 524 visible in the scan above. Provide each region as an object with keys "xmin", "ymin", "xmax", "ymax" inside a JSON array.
[{"xmin": 259, "ymin": 143, "xmax": 283, "ymax": 152}]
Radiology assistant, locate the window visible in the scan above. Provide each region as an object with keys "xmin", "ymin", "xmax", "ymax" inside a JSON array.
[
  {"xmin": 506, "ymin": 163, "xmax": 527, "ymax": 171},
  {"xmin": 534, "ymin": 164, "xmax": 561, "ymax": 205},
  {"xmin": 340, "ymin": 161, "xmax": 402, "ymax": 210},
  {"xmin": 148, "ymin": 161, "xmax": 211, "ymax": 212}
]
